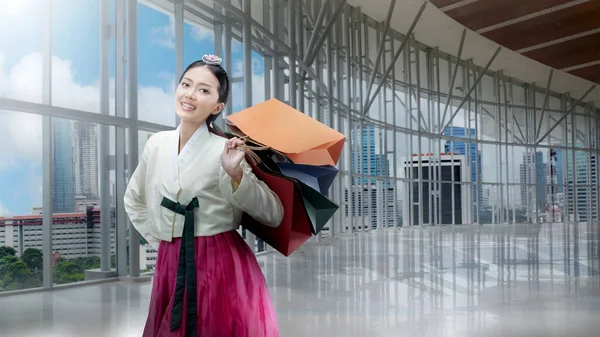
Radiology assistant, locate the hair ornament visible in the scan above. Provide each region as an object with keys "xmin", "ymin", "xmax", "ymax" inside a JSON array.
[{"xmin": 202, "ymin": 54, "xmax": 222, "ymax": 66}]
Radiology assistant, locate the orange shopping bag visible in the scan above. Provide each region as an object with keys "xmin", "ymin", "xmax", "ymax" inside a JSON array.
[{"xmin": 226, "ymin": 98, "xmax": 346, "ymax": 166}]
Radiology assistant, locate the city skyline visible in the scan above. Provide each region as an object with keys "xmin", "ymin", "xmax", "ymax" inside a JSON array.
[
  {"xmin": 1, "ymin": 1, "xmax": 597, "ymax": 220},
  {"xmin": 0, "ymin": 1, "xmax": 252, "ymax": 216}
]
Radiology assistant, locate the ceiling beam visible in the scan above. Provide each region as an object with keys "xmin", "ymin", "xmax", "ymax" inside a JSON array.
[
  {"xmin": 516, "ymin": 27, "xmax": 600, "ymax": 54},
  {"xmin": 476, "ymin": 0, "xmax": 591, "ymax": 34},
  {"xmin": 440, "ymin": 0, "xmax": 481, "ymax": 12},
  {"xmin": 561, "ymin": 60, "xmax": 600, "ymax": 72}
]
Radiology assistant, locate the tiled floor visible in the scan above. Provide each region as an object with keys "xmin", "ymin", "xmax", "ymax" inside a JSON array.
[{"xmin": 2, "ymin": 223, "xmax": 600, "ymax": 336}]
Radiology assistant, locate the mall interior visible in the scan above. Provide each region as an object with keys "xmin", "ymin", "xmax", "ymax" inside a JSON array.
[{"xmin": 1, "ymin": 0, "xmax": 600, "ymax": 336}]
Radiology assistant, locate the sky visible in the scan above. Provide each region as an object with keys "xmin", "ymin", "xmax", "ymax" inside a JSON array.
[
  {"xmin": 0, "ymin": 0, "xmax": 539, "ymax": 216},
  {"xmin": 0, "ymin": 0, "xmax": 263, "ymax": 216}
]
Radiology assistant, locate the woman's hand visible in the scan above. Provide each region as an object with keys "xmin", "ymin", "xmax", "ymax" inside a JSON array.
[{"xmin": 221, "ymin": 137, "xmax": 245, "ymax": 183}]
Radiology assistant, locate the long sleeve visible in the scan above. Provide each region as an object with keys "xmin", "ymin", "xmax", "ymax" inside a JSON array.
[
  {"xmin": 124, "ymin": 142, "xmax": 160, "ymax": 249},
  {"xmin": 219, "ymin": 158, "xmax": 284, "ymax": 228}
]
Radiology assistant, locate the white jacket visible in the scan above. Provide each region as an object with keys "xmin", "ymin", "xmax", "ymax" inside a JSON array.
[{"xmin": 123, "ymin": 122, "xmax": 284, "ymax": 248}]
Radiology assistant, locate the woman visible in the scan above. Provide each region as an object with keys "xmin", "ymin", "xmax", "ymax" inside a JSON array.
[{"xmin": 124, "ymin": 54, "xmax": 283, "ymax": 337}]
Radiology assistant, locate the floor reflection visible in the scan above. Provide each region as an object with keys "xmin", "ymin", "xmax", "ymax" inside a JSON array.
[
  {"xmin": 1, "ymin": 223, "xmax": 600, "ymax": 336},
  {"xmin": 265, "ymin": 223, "xmax": 600, "ymax": 337}
]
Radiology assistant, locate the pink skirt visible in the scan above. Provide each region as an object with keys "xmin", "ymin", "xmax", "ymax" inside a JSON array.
[{"xmin": 143, "ymin": 230, "xmax": 279, "ymax": 337}]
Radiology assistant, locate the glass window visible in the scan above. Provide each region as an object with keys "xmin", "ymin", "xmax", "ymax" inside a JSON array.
[
  {"xmin": 0, "ymin": 110, "xmax": 43, "ymax": 292},
  {"xmin": 0, "ymin": 0, "xmax": 44, "ymax": 104},
  {"xmin": 51, "ymin": 118, "xmax": 115, "ymax": 285},
  {"xmin": 137, "ymin": 2, "xmax": 176, "ymax": 127}
]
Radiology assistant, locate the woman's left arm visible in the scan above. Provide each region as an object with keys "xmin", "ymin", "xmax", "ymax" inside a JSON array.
[{"xmin": 219, "ymin": 158, "xmax": 284, "ymax": 227}]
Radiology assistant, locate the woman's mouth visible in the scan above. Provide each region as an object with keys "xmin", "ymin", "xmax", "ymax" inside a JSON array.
[{"xmin": 181, "ymin": 102, "xmax": 196, "ymax": 111}]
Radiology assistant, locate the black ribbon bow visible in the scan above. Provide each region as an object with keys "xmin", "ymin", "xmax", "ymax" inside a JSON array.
[{"xmin": 160, "ymin": 196, "xmax": 199, "ymax": 336}]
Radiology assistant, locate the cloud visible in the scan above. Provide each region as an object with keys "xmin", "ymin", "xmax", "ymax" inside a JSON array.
[
  {"xmin": 0, "ymin": 51, "xmax": 178, "ymax": 214},
  {"xmin": 0, "ymin": 200, "xmax": 11, "ymax": 217},
  {"xmin": 0, "ymin": 52, "xmax": 177, "ymax": 171},
  {"xmin": 151, "ymin": 15, "xmax": 176, "ymax": 49},
  {"xmin": 190, "ymin": 25, "xmax": 213, "ymax": 42},
  {"xmin": 231, "ymin": 60, "xmax": 265, "ymax": 111},
  {"xmin": 151, "ymin": 16, "xmax": 214, "ymax": 50}
]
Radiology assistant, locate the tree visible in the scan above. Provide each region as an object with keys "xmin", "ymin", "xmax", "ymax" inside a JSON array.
[
  {"xmin": 70, "ymin": 256, "xmax": 100, "ymax": 270},
  {"xmin": 21, "ymin": 248, "xmax": 43, "ymax": 276},
  {"xmin": 53, "ymin": 261, "xmax": 84, "ymax": 284},
  {"xmin": 0, "ymin": 255, "xmax": 41, "ymax": 291},
  {"xmin": 0, "ymin": 246, "xmax": 16, "ymax": 259}
]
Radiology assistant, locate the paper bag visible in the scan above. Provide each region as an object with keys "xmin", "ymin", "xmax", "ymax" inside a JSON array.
[{"xmin": 226, "ymin": 98, "xmax": 346, "ymax": 166}]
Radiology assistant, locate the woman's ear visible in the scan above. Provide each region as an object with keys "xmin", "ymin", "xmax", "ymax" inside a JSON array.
[{"xmin": 212, "ymin": 102, "xmax": 225, "ymax": 115}]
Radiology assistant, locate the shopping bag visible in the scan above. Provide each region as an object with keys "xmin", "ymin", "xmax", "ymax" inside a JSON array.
[
  {"xmin": 277, "ymin": 163, "xmax": 338, "ymax": 195},
  {"xmin": 295, "ymin": 181, "xmax": 339, "ymax": 235},
  {"xmin": 225, "ymin": 98, "xmax": 346, "ymax": 166},
  {"xmin": 242, "ymin": 159, "xmax": 313, "ymax": 256},
  {"xmin": 242, "ymin": 144, "xmax": 339, "ymax": 235}
]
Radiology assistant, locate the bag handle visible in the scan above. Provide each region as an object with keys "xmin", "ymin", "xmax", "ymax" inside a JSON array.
[{"xmin": 208, "ymin": 122, "xmax": 269, "ymax": 166}]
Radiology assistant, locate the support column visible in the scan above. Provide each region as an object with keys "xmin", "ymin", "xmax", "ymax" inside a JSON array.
[
  {"xmin": 242, "ymin": 0, "xmax": 256, "ymax": 250},
  {"xmin": 126, "ymin": 0, "xmax": 141, "ymax": 278},
  {"xmin": 42, "ymin": 0, "xmax": 54, "ymax": 289}
]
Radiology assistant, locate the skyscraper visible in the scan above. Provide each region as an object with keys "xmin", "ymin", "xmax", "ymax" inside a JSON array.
[
  {"xmin": 351, "ymin": 125, "xmax": 390, "ymax": 186},
  {"xmin": 73, "ymin": 121, "xmax": 99, "ymax": 200},
  {"xmin": 566, "ymin": 151, "xmax": 598, "ymax": 221},
  {"xmin": 520, "ymin": 151, "xmax": 546, "ymax": 212},
  {"xmin": 346, "ymin": 125, "xmax": 394, "ymax": 227},
  {"xmin": 546, "ymin": 148, "xmax": 563, "ymax": 212},
  {"xmin": 52, "ymin": 119, "xmax": 76, "ymax": 213},
  {"xmin": 443, "ymin": 126, "xmax": 482, "ymax": 218}
]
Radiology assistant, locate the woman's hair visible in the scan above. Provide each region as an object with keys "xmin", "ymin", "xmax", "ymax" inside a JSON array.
[{"xmin": 178, "ymin": 58, "xmax": 231, "ymax": 126}]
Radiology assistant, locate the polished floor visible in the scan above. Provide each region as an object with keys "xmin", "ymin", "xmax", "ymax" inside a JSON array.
[{"xmin": 2, "ymin": 223, "xmax": 600, "ymax": 336}]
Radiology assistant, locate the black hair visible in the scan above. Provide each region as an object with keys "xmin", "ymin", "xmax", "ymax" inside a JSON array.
[{"xmin": 178, "ymin": 59, "xmax": 231, "ymax": 126}]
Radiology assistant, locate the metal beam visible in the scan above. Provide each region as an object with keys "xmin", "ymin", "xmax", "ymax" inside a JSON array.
[
  {"xmin": 364, "ymin": 0, "xmax": 396, "ymax": 102},
  {"xmin": 126, "ymin": 0, "xmax": 142, "ymax": 277},
  {"xmin": 441, "ymin": 29, "xmax": 466, "ymax": 128},
  {"xmin": 289, "ymin": 0, "xmax": 298, "ymax": 108},
  {"xmin": 42, "ymin": 0, "xmax": 53, "ymax": 290},
  {"xmin": 394, "ymin": 91, "xmax": 427, "ymax": 132},
  {"xmin": 440, "ymin": 0, "xmax": 481, "ymax": 12},
  {"xmin": 301, "ymin": 0, "xmax": 316, "ymax": 27},
  {"xmin": 213, "ymin": 0, "xmax": 331, "ymax": 97},
  {"xmin": 535, "ymin": 69, "xmax": 553, "ymax": 140},
  {"xmin": 363, "ymin": 1, "xmax": 427, "ymax": 114},
  {"xmin": 511, "ymin": 109, "xmax": 526, "ymax": 142},
  {"xmin": 561, "ymin": 59, "xmax": 600, "ymax": 72},
  {"xmin": 517, "ymin": 27, "xmax": 600, "ymax": 54},
  {"xmin": 477, "ymin": 0, "xmax": 590, "ymax": 34},
  {"xmin": 100, "ymin": 0, "xmax": 117, "ymax": 272},
  {"xmin": 440, "ymin": 46, "xmax": 501, "ymax": 134},
  {"xmin": 303, "ymin": 0, "xmax": 329, "ymax": 68},
  {"xmin": 303, "ymin": 0, "xmax": 347, "ymax": 72},
  {"xmin": 537, "ymin": 84, "xmax": 597, "ymax": 144},
  {"xmin": 242, "ymin": 0, "xmax": 256, "ymax": 249},
  {"xmin": 0, "ymin": 97, "xmax": 172, "ymax": 132}
]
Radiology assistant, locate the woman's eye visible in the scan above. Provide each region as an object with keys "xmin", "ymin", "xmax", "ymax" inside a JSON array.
[
  {"xmin": 181, "ymin": 83, "xmax": 189, "ymax": 87},
  {"xmin": 200, "ymin": 89, "xmax": 209, "ymax": 94}
]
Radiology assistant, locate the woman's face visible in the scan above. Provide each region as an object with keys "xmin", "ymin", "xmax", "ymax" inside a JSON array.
[{"xmin": 174, "ymin": 66, "xmax": 224, "ymax": 125}]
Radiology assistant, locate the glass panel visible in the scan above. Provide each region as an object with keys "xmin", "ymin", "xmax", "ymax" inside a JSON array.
[
  {"xmin": 0, "ymin": 0, "xmax": 43, "ymax": 104},
  {"xmin": 137, "ymin": 130, "xmax": 157, "ymax": 272},
  {"xmin": 0, "ymin": 110, "xmax": 43, "ymax": 292},
  {"xmin": 51, "ymin": 0, "xmax": 103, "ymax": 114},
  {"xmin": 137, "ymin": 2, "xmax": 176, "ymax": 127},
  {"xmin": 51, "ymin": 119, "xmax": 114, "ymax": 285}
]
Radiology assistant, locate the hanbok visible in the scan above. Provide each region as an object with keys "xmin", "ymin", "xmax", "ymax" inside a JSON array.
[{"xmin": 124, "ymin": 121, "xmax": 283, "ymax": 337}]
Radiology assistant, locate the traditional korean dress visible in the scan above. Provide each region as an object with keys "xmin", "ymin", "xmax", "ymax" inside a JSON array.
[{"xmin": 124, "ymin": 121, "xmax": 283, "ymax": 337}]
